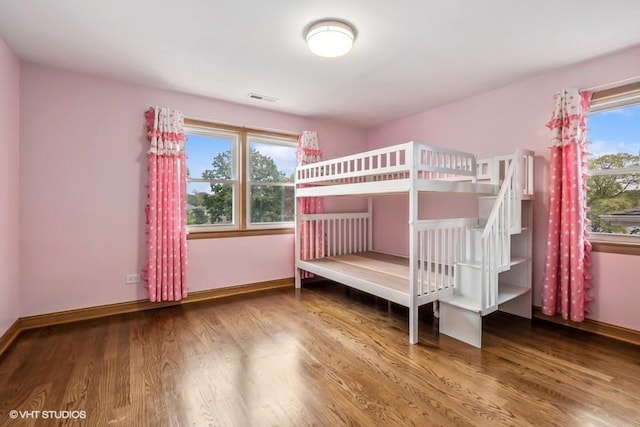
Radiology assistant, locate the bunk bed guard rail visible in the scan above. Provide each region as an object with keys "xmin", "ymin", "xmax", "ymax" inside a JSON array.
[
  {"xmin": 296, "ymin": 142, "xmax": 478, "ymax": 185},
  {"xmin": 415, "ymin": 218, "xmax": 479, "ymax": 300},
  {"xmin": 298, "ymin": 212, "xmax": 372, "ymax": 259}
]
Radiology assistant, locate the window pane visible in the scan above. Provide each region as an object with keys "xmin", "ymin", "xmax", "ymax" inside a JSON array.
[
  {"xmin": 187, "ymin": 182, "xmax": 234, "ymax": 225},
  {"xmin": 249, "ymin": 140, "xmax": 297, "ymax": 183},
  {"xmin": 587, "ymin": 104, "xmax": 640, "ymax": 235},
  {"xmin": 185, "ymin": 131, "xmax": 237, "ymax": 228},
  {"xmin": 249, "ymin": 185, "xmax": 294, "ymax": 224},
  {"xmin": 588, "ymin": 104, "xmax": 640, "ymax": 157},
  {"xmin": 186, "ymin": 133, "xmax": 235, "ymax": 181}
]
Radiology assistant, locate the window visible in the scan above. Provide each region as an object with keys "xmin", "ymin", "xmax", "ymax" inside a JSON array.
[
  {"xmin": 247, "ymin": 136, "xmax": 296, "ymax": 224},
  {"xmin": 185, "ymin": 128, "xmax": 239, "ymax": 228},
  {"xmin": 184, "ymin": 119, "xmax": 297, "ymax": 237},
  {"xmin": 587, "ymin": 82, "xmax": 640, "ymax": 253}
]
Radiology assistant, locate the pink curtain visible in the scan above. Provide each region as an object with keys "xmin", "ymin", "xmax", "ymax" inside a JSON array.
[
  {"xmin": 541, "ymin": 90, "xmax": 593, "ymax": 321},
  {"xmin": 298, "ymin": 131, "xmax": 325, "ymax": 277},
  {"xmin": 143, "ymin": 107, "xmax": 188, "ymax": 302}
]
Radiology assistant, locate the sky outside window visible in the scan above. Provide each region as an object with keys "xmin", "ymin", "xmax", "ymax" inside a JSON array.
[{"xmin": 588, "ymin": 103, "xmax": 640, "ymax": 158}]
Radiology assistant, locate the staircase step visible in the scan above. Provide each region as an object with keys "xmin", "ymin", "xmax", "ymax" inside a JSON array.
[
  {"xmin": 440, "ymin": 283, "xmax": 531, "ymax": 315},
  {"xmin": 458, "ymin": 259, "xmax": 519, "ymax": 273},
  {"xmin": 439, "ymin": 295, "xmax": 482, "ymax": 313},
  {"xmin": 479, "ymin": 194, "xmax": 534, "ymax": 201},
  {"xmin": 471, "ymin": 227, "xmax": 526, "ymax": 234},
  {"xmin": 440, "ymin": 283, "xmax": 531, "ymax": 313}
]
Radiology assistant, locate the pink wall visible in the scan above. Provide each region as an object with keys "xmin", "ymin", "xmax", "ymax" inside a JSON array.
[
  {"xmin": 0, "ymin": 38, "xmax": 20, "ymax": 335},
  {"xmin": 589, "ymin": 252, "xmax": 640, "ymax": 329},
  {"xmin": 19, "ymin": 63, "xmax": 366, "ymax": 317},
  {"xmin": 367, "ymin": 44, "xmax": 640, "ymax": 331}
]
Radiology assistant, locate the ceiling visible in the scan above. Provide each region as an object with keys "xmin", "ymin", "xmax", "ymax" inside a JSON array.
[{"xmin": 1, "ymin": 1, "xmax": 640, "ymax": 128}]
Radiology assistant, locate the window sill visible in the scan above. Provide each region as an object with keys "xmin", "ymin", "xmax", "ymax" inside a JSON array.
[
  {"xmin": 187, "ymin": 228, "xmax": 294, "ymax": 240},
  {"xmin": 590, "ymin": 240, "xmax": 640, "ymax": 256}
]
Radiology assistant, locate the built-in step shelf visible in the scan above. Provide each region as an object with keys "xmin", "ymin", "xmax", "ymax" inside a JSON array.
[
  {"xmin": 458, "ymin": 256, "xmax": 531, "ymax": 269},
  {"xmin": 458, "ymin": 259, "xmax": 482, "ymax": 269},
  {"xmin": 439, "ymin": 282, "xmax": 530, "ymax": 314},
  {"xmin": 509, "ymin": 256, "xmax": 529, "ymax": 267},
  {"xmin": 496, "ymin": 282, "xmax": 530, "ymax": 305}
]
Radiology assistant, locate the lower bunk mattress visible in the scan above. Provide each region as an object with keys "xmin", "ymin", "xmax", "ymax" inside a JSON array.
[{"xmin": 297, "ymin": 251, "xmax": 452, "ymax": 307}]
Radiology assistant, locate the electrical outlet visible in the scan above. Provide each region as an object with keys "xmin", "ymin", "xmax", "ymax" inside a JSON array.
[{"xmin": 125, "ymin": 274, "xmax": 140, "ymax": 285}]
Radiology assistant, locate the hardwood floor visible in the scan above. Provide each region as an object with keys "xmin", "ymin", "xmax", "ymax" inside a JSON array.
[{"xmin": 1, "ymin": 282, "xmax": 639, "ymax": 426}]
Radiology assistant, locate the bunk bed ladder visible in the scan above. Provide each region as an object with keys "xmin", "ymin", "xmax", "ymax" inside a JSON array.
[{"xmin": 439, "ymin": 149, "xmax": 527, "ymax": 348}]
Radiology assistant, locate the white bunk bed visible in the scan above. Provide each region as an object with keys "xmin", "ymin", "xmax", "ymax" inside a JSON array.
[{"xmin": 294, "ymin": 141, "xmax": 535, "ymax": 347}]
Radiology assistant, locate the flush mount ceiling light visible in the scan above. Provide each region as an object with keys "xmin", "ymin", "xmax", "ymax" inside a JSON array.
[{"xmin": 305, "ymin": 20, "xmax": 356, "ymax": 58}]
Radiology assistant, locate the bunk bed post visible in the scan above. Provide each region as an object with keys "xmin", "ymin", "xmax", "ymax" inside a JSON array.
[
  {"xmin": 408, "ymin": 142, "xmax": 419, "ymax": 344},
  {"xmin": 294, "ymin": 191, "xmax": 301, "ymax": 289},
  {"xmin": 367, "ymin": 197, "xmax": 373, "ymax": 251}
]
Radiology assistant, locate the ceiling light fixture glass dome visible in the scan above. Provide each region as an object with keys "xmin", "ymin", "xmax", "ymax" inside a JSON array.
[{"xmin": 305, "ymin": 20, "xmax": 356, "ymax": 58}]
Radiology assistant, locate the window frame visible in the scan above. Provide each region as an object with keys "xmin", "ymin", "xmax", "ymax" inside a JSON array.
[
  {"xmin": 184, "ymin": 126, "xmax": 240, "ymax": 232},
  {"xmin": 587, "ymin": 81, "xmax": 640, "ymax": 254},
  {"xmin": 245, "ymin": 133, "xmax": 297, "ymax": 230},
  {"xmin": 183, "ymin": 119, "xmax": 298, "ymax": 239}
]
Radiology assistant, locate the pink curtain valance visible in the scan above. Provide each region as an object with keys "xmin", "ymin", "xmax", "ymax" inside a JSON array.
[
  {"xmin": 297, "ymin": 131, "xmax": 323, "ymax": 164},
  {"xmin": 144, "ymin": 107, "xmax": 186, "ymax": 156},
  {"xmin": 547, "ymin": 89, "xmax": 592, "ymax": 147}
]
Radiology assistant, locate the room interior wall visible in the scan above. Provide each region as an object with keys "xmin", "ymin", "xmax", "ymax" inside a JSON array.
[
  {"xmin": 0, "ymin": 38, "xmax": 20, "ymax": 336},
  {"xmin": 18, "ymin": 63, "xmax": 367, "ymax": 317},
  {"xmin": 366, "ymin": 44, "xmax": 640, "ymax": 330},
  {"xmin": 14, "ymin": 40, "xmax": 640, "ymax": 331}
]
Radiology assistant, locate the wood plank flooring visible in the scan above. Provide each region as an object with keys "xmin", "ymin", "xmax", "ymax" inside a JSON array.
[{"xmin": 0, "ymin": 282, "xmax": 639, "ymax": 426}]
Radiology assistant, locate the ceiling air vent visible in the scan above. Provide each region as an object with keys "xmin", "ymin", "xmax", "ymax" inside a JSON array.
[{"xmin": 248, "ymin": 93, "xmax": 278, "ymax": 102}]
